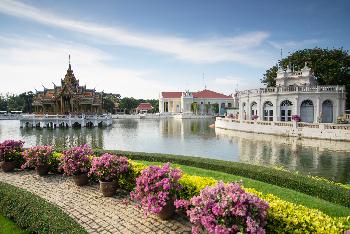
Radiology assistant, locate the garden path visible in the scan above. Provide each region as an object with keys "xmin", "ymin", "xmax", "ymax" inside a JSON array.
[{"xmin": 0, "ymin": 171, "xmax": 191, "ymax": 234}]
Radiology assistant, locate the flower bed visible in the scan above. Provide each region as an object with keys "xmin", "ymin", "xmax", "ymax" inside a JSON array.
[
  {"xmin": 125, "ymin": 161, "xmax": 350, "ymax": 233},
  {"xmin": 93, "ymin": 149, "xmax": 350, "ymax": 208},
  {"xmin": 0, "ymin": 140, "xmax": 349, "ymax": 233}
]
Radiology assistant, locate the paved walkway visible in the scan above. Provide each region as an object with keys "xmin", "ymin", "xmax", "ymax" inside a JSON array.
[{"xmin": 0, "ymin": 171, "xmax": 191, "ymax": 234}]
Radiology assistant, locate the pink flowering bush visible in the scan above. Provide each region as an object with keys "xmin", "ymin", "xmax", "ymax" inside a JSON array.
[
  {"xmin": 292, "ymin": 115, "xmax": 301, "ymax": 122},
  {"xmin": 175, "ymin": 181, "xmax": 269, "ymax": 234},
  {"xmin": 130, "ymin": 163, "xmax": 182, "ymax": 215},
  {"xmin": 21, "ymin": 146, "xmax": 54, "ymax": 169},
  {"xmin": 60, "ymin": 144, "xmax": 93, "ymax": 176},
  {"xmin": 89, "ymin": 153, "xmax": 129, "ymax": 182},
  {"xmin": 251, "ymin": 115, "xmax": 259, "ymax": 120},
  {"xmin": 0, "ymin": 140, "xmax": 24, "ymax": 162}
]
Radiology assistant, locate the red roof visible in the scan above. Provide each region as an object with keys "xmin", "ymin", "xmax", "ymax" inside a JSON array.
[
  {"xmin": 161, "ymin": 92, "xmax": 182, "ymax": 98},
  {"xmin": 161, "ymin": 89, "xmax": 232, "ymax": 99},
  {"xmin": 193, "ymin": 89, "xmax": 232, "ymax": 99},
  {"xmin": 137, "ymin": 103, "xmax": 153, "ymax": 110}
]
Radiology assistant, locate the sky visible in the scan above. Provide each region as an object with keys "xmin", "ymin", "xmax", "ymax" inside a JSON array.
[{"xmin": 0, "ymin": 0, "xmax": 349, "ymax": 99}]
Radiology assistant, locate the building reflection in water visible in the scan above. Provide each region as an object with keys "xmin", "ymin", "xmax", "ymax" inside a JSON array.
[
  {"xmin": 159, "ymin": 118, "xmax": 216, "ymax": 139},
  {"xmin": 215, "ymin": 128, "xmax": 350, "ymax": 184},
  {"xmin": 20, "ymin": 127, "xmax": 104, "ymax": 149}
]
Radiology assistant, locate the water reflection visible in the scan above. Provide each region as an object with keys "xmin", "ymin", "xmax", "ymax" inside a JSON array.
[
  {"xmin": 216, "ymin": 128, "xmax": 350, "ymax": 183},
  {"xmin": 1, "ymin": 119, "xmax": 349, "ymax": 183},
  {"xmin": 20, "ymin": 127, "xmax": 105, "ymax": 149}
]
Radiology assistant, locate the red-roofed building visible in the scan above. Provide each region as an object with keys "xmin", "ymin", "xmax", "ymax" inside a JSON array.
[
  {"xmin": 136, "ymin": 103, "xmax": 153, "ymax": 113},
  {"xmin": 159, "ymin": 89, "xmax": 234, "ymax": 115}
]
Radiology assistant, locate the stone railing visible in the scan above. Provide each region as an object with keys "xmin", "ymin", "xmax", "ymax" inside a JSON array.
[
  {"xmin": 218, "ymin": 117, "xmax": 350, "ymax": 131},
  {"xmin": 239, "ymin": 85, "xmax": 345, "ymax": 97},
  {"xmin": 215, "ymin": 117, "xmax": 350, "ymax": 141}
]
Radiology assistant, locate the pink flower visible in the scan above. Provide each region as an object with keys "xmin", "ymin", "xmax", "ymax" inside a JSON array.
[
  {"xmin": 89, "ymin": 153, "xmax": 129, "ymax": 182},
  {"xmin": 177, "ymin": 181, "xmax": 269, "ymax": 234},
  {"xmin": 130, "ymin": 163, "xmax": 182, "ymax": 216}
]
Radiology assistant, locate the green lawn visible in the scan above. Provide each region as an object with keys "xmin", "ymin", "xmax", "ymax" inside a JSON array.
[
  {"xmin": 0, "ymin": 215, "xmax": 25, "ymax": 234},
  {"xmin": 137, "ymin": 160, "xmax": 350, "ymax": 217}
]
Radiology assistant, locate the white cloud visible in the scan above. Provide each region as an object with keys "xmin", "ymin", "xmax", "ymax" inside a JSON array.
[
  {"xmin": 0, "ymin": 0, "xmax": 273, "ymax": 67},
  {"xmin": 212, "ymin": 76, "xmax": 260, "ymax": 93},
  {"xmin": 268, "ymin": 39, "xmax": 319, "ymax": 51},
  {"xmin": 0, "ymin": 36, "xmax": 168, "ymax": 99}
]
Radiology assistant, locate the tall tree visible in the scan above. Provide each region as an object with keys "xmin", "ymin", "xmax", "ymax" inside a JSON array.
[
  {"xmin": 262, "ymin": 48, "xmax": 350, "ymax": 108},
  {"xmin": 0, "ymin": 94, "xmax": 7, "ymax": 111},
  {"xmin": 118, "ymin": 97, "xmax": 139, "ymax": 114}
]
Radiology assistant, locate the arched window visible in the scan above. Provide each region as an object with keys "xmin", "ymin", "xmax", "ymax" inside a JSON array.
[
  {"xmin": 322, "ymin": 100, "xmax": 333, "ymax": 123},
  {"xmin": 251, "ymin": 102, "xmax": 257, "ymax": 118},
  {"xmin": 300, "ymin": 100, "xmax": 314, "ymax": 123},
  {"xmin": 263, "ymin": 101, "xmax": 273, "ymax": 121},
  {"xmin": 280, "ymin": 100, "xmax": 293, "ymax": 121}
]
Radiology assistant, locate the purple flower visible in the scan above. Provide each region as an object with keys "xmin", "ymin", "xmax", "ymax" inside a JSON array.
[
  {"xmin": 177, "ymin": 181, "xmax": 269, "ymax": 234},
  {"xmin": 60, "ymin": 144, "xmax": 93, "ymax": 176},
  {"xmin": 21, "ymin": 146, "xmax": 54, "ymax": 169},
  {"xmin": 130, "ymin": 163, "xmax": 182, "ymax": 216},
  {"xmin": 0, "ymin": 140, "xmax": 24, "ymax": 162},
  {"xmin": 89, "ymin": 153, "xmax": 129, "ymax": 182}
]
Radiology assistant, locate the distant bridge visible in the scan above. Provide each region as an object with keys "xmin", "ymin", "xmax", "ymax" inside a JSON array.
[{"xmin": 20, "ymin": 114, "xmax": 113, "ymax": 128}]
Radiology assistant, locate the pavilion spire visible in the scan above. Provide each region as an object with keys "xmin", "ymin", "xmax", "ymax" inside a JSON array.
[{"xmin": 68, "ymin": 54, "xmax": 71, "ymax": 70}]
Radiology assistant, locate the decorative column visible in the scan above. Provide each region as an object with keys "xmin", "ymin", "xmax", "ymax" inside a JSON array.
[
  {"xmin": 315, "ymin": 97, "xmax": 321, "ymax": 123},
  {"xmin": 274, "ymin": 98, "xmax": 279, "ymax": 122}
]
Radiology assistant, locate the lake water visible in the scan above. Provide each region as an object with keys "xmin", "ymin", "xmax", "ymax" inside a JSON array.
[{"xmin": 1, "ymin": 119, "xmax": 350, "ymax": 183}]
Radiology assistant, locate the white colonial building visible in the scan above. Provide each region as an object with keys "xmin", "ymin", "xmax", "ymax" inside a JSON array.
[
  {"xmin": 238, "ymin": 62, "xmax": 346, "ymax": 123},
  {"xmin": 159, "ymin": 89, "xmax": 234, "ymax": 115}
]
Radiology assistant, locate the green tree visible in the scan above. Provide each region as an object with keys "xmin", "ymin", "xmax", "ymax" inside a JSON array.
[
  {"xmin": 0, "ymin": 94, "xmax": 7, "ymax": 111},
  {"xmin": 191, "ymin": 102, "xmax": 199, "ymax": 115},
  {"xmin": 102, "ymin": 93, "xmax": 121, "ymax": 114},
  {"xmin": 262, "ymin": 48, "xmax": 350, "ymax": 108},
  {"xmin": 205, "ymin": 103, "xmax": 210, "ymax": 114},
  {"xmin": 118, "ymin": 97, "xmax": 139, "ymax": 114},
  {"xmin": 212, "ymin": 103, "xmax": 219, "ymax": 114}
]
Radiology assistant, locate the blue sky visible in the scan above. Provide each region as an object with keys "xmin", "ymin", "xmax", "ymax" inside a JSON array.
[{"xmin": 0, "ymin": 0, "xmax": 349, "ymax": 98}]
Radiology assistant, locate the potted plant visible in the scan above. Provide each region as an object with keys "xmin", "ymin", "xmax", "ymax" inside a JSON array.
[
  {"xmin": 89, "ymin": 153, "xmax": 129, "ymax": 197},
  {"xmin": 252, "ymin": 115, "xmax": 259, "ymax": 120},
  {"xmin": 175, "ymin": 182, "xmax": 269, "ymax": 234},
  {"xmin": 60, "ymin": 144, "xmax": 93, "ymax": 186},
  {"xmin": 0, "ymin": 140, "xmax": 24, "ymax": 172},
  {"xmin": 292, "ymin": 115, "xmax": 301, "ymax": 122},
  {"xmin": 130, "ymin": 163, "xmax": 182, "ymax": 220},
  {"xmin": 21, "ymin": 146, "xmax": 54, "ymax": 176}
]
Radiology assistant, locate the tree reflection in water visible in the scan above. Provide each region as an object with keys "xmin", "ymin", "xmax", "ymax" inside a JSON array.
[{"xmin": 215, "ymin": 128, "xmax": 350, "ymax": 184}]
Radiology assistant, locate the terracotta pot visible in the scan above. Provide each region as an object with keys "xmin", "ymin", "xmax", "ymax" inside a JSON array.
[
  {"xmin": 157, "ymin": 197, "xmax": 175, "ymax": 220},
  {"xmin": 73, "ymin": 173, "xmax": 89, "ymax": 186},
  {"xmin": 0, "ymin": 161, "xmax": 16, "ymax": 172},
  {"xmin": 36, "ymin": 165, "xmax": 49, "ymax": 176},
  {"xmin": 99, "ymin": 180, "xmax": 117, "ymax": 197}
]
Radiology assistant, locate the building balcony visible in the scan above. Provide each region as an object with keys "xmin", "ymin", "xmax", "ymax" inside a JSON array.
[{"xmin": 238, "ymin": 85, "xmax": 345, "ymax": 97}]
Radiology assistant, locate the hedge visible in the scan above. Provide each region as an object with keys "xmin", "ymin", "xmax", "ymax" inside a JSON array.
[
  {"xmin": 93, "ymin": 149, "xmax": 350, "ymax": 208},
  {"xmin": 0, "ymin": 182, "xmax": 87, "ymax": 234}
]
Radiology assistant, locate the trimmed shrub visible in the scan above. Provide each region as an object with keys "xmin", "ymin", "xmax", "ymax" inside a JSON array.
[
  {"xmin": 93, "ymin": 149, "xmax": 350, "ymax": 208},
  {"xmin": 125, "ymin": 161, "xmax": 350, "ymax": 233},
  {"xmin": 0, "ymin": 182, "xmax": 86, "ymax": 234}
]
